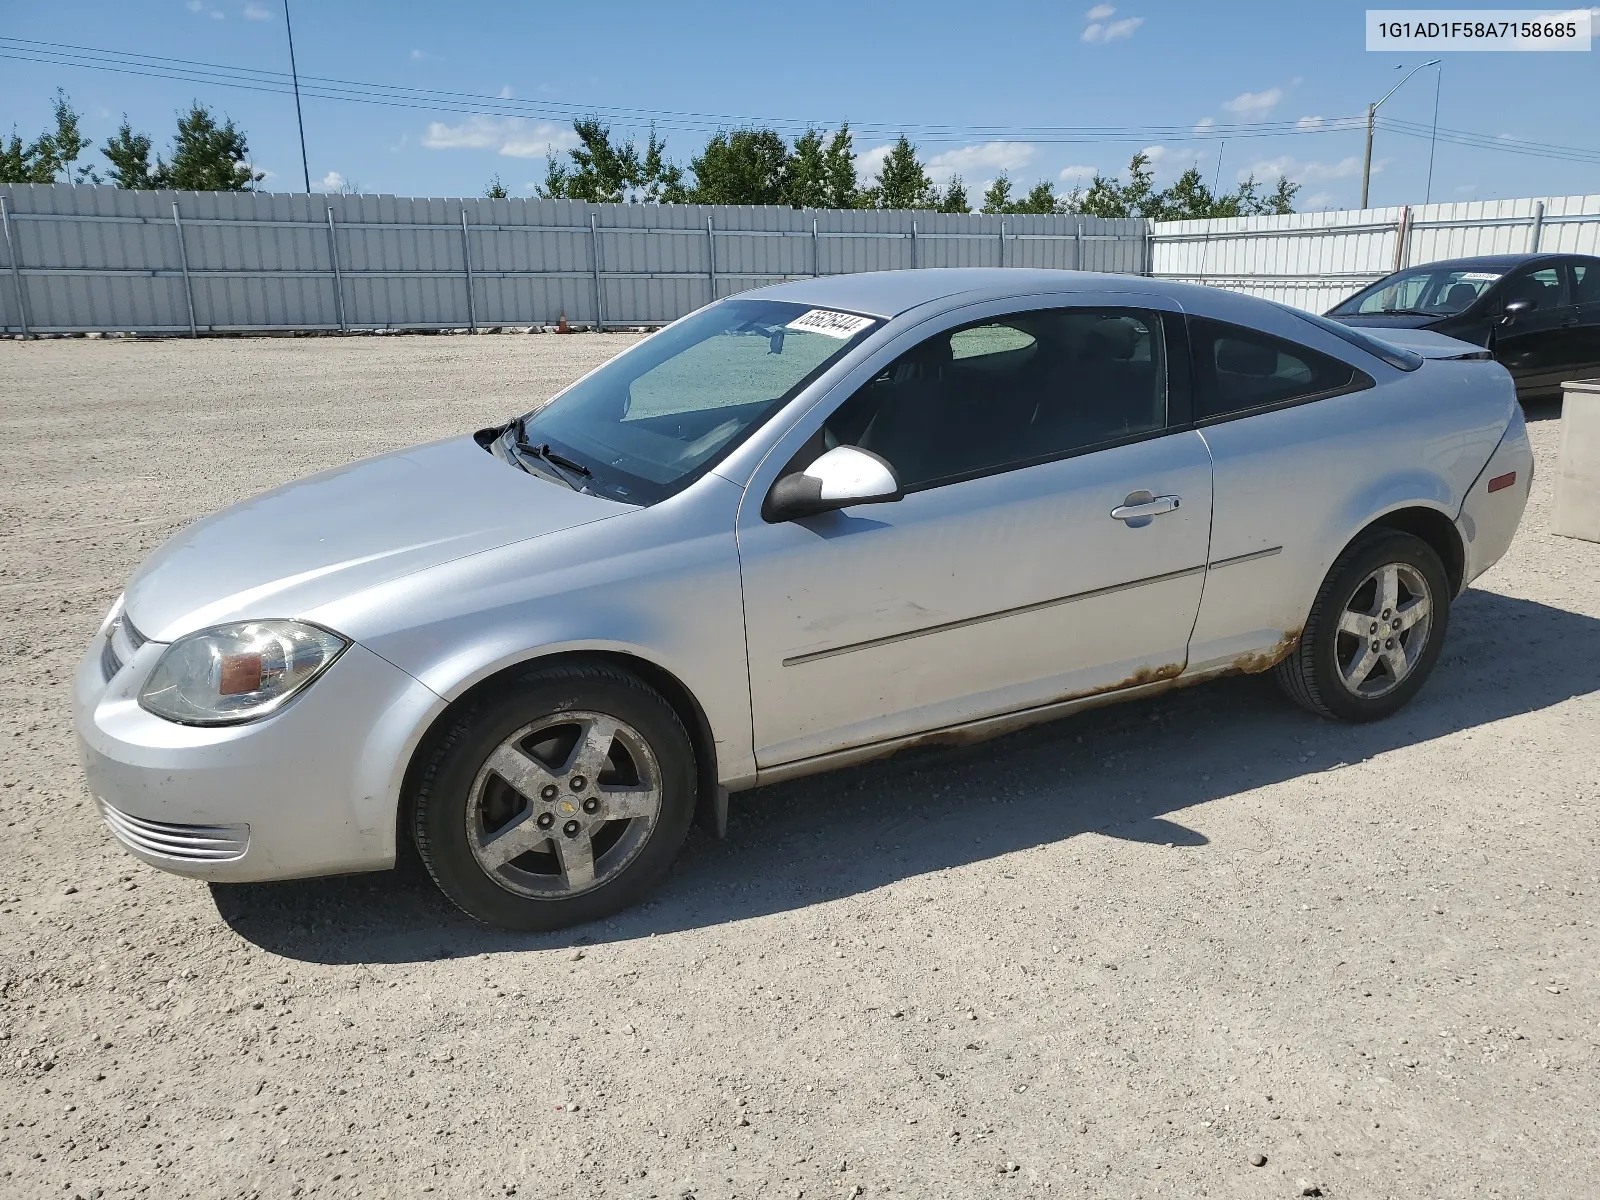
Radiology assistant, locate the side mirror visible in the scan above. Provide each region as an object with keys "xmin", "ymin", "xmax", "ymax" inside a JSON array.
[
  {"xmin": 763, "ymin": 445, "xmax": 903, "ymax": 522},
  {"xmin": 1500, "ymin": 297, "xmax": 1534, "ymax": 325}
]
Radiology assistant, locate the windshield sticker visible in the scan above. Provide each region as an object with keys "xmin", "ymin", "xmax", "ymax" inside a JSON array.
[
  {"xmin": 785, "ymin": 309, "xmax": 875, "ymax": 339},
  {"xmin": 1458, "ymin": 272, "xmax": 1502, "ymax": 282}
]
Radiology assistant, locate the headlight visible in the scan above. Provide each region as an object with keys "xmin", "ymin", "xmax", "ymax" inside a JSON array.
[{"xmin": 138, "ymin": 620, "xmax": 349, "ymax": 726}]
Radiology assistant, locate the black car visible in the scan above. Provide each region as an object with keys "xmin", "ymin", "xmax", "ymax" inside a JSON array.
[{"xmin": 1327, "ymin": 252, "xmax": 1600, "ymax": 401}]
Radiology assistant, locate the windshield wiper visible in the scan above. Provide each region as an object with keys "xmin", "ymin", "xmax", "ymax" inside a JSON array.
[{"xmin": 505, "ymin": 417, "xmax": 592, "ymax": 492}]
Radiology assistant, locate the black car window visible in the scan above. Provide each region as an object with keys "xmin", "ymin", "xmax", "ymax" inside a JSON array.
[
  {"xmin": 1503, "ymin": 266, "xmax": 1565, "ymax": 311},
  {"xmin": 821, "ymin": 307, "xmax": 1168, "ymax": 491},
  {"xmin": 1330, "ymin": 265, "xmax": 1503, "ymax": 317},
  {"xmin": 1571, "ymin": 261, "xmax": 1600, "ymax": 305},
  {"xmin": 1189, "ymin": 317, "xmax": 1365, "ymax": 420}
]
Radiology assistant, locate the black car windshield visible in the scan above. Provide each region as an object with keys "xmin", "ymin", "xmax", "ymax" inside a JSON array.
[
  {"xmin": 507, "ymin": 298, "xmax": 879, "ymax": 504},
  {"xmin": 1329, "ymin": 265, "xmax": 1504, "ymax": 317}
]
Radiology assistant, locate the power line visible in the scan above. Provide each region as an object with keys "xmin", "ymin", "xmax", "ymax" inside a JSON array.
[{"xmin": 4, "ymin": 35, "xmax": 1598, "ymax": 165}]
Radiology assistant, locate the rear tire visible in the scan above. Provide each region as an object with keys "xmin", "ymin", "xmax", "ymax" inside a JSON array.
[
  {"xmin": 1274, "ymin": 530, "xmax": 1450, "ymax": 723},
  {"xmin": 410, "ymin": 663, "xmax": 696, "ymax": 931}
]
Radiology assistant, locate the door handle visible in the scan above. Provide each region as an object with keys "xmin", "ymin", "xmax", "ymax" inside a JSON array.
[{"xmin": 1111, "ymin": 493, "xmax": 1181, "ymax": 523}]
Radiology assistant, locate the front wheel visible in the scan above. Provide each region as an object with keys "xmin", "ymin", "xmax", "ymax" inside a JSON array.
[
  {"xmin": 1274, "ymin": 530, "xmax": 1451, "ymax": 722},
  {"xmin": 410, "ymin": 664, "xmax": 697, "ymax": 930}
]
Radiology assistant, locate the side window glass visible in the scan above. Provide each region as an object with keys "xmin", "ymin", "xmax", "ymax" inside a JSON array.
[
  {"xmin": 822, "ymin": 308, "xmax": 1167, "ymax": 491},
  {"xmin": 1190, "ymin": 317, "xmax": 1360, "ymax": 419},
  {"xmin": 1570, "ymin": 261, "xmax": 1600, "ymax": 305},
  {"xmin": 1503, "ymin": 267, "xmax": 1564, "ymax": 311}
]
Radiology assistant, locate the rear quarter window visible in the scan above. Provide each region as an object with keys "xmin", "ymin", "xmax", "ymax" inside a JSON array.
[{"xmin": 1189, "ymin": 316, "xmax": 1370, "ymax": 420}]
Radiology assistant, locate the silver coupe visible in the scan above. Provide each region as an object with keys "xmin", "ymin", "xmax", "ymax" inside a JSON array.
[{"xmin": 74, "ymin": 269, "xmax": 1533, "ymax": 929}]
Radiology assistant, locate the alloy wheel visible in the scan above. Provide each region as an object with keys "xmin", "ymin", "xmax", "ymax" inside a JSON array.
[{"xmin": 1333, "ymin": 562, "xmax": 1433, "ymax": 699}]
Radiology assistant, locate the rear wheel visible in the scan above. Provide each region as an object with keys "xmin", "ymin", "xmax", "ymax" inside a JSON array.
[
  {"xmin": 411, "ymin": 664, "xmax": 696, "ymax": 930},
  {"xmin": 1274, "ymin": 531, "xmax": 1450, "ymax": 722}
]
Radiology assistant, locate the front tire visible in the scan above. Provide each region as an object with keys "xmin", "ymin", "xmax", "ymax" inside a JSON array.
[
  {"xmin": 411, "ymin": 664, "xmax": 696, "ymax": 930},
  {"xmin": 1274, "ymin": 530, "xmax": 1451, "ymax": 722}
]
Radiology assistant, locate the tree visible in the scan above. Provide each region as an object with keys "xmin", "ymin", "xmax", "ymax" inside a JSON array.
[
  {"xmin": 867, "ymin": 135, "xmax": 933, "ymax": 210},
  {"xmin": 484, "ymin": 175, "xmax": 508, "ymax": 199},
  {"xmin": 689, "ymin": 127, "xmax": 790, "ymax": 206},
  {"xmin": 935, "ymin": 177, "xmax": 970, "ymax": 214},
  {"xmin": 1078, "ymin": 151, "xmax": 1299, "ymax": 220},
  {"xmin": 157, "ymin": 103, "xmax": 263, "ymax": 191},
  {"xmin": 982, "ymin": 174, "xmax": 1063, "ymax": 215},
  {"xmin": 102, "ymin": 119, "xmax": 156, "ymax": 189},
  {"xmin": 783, "ymin": 128, "xmax": 830, "ymax": 209},
  {"xmin": 822, "ymin": 124, "xmax": 859, "ymax": 209},
  {"xmin": 540, "ymin": 118, "xmax": 682, "ymax": 203},
  {"xmin": 1, "ymin": 90, "xmax": 96, "ymax": 184}
]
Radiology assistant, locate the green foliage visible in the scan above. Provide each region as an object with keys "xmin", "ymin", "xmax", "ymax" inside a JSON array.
[
  {"xmin": 101, "ymin": 119, "xmax": 155, "ymax": 189},
  {"xmin": 1, "ymin": 90, "xmax": 96, "ymax": 184},
  {"xmin": 935, "ymin": 177, "xmax": 970, "ymax": 214},
  {"xmin": 689, "ymin": 127, "xmax": 791, "ymax": 205},
  {"xmin": 784, "ymin": 128, "xmax": 830, "ymax": 209},
  {"xmin": 982, "ymin": 173, "xmax": 1076, "ymax": 215},
  {"xmin": 540, "ymin": 117, "xmax": 684, "ymax": 204},
  {"xmin": 158, "ymin": 104, "xmax": 263, "ymax": 191},
  {"xmin": 865, "ymin": 135, "xmax": 934, "ymax": 210},
  {"xmin": 1079, "ymin": 151, "xmax": 1300, "ymax": 219},
  {"xmin": 484, "ymin": 175, "xmax": 509, "ymax": 199},
  {"xmin": 822, "ymin": 124, "xmax": 859, "ymax": 209}
]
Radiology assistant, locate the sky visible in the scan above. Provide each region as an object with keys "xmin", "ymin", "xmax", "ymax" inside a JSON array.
[{"xmin": 3, "ymin": 0, "xmax": 1598, "ymax": 210}]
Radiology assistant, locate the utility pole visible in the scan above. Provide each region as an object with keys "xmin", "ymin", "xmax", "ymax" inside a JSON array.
[
  {"xmin": 1361, "ymin": 58, "xmax": 1441, "ymax": 210},
  {"xmin": 1424, "ymin": 63, "xmax": 1443, "ymax": 205},
  {"xmin": 284, "ymin": 0, "xmax": 311, "ymax": 192}
]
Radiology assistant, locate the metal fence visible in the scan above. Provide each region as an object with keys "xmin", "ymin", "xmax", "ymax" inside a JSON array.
[
  {"xmin": 1149, "ymin": 194, "xmax": 1600, "ymax": 313},
  {"xmin": 0, "ymin": 183, "xmax": 1149, "ymax": 335}
]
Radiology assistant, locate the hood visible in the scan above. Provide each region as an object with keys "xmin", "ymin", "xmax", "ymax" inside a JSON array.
[
  {"xmin": 1330, "ymin": 313, "xmax": 1440, "ymax": 330},
  {"xmin": 123, "ymin": 436, "xmax": 634, "ymax": 642}
]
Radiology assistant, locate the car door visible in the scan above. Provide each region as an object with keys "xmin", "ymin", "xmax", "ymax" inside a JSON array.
[
  {"xmin": 1563, "ymin": 258, "xmax": 1600, "ymax": 382},
  {"xmin": 735, "ymin": 300, "xmax": 1214, "ymax": 770},
  {"xmin": 1493, "ymin": 264, "xmax": 1574, "ymax": 397}
]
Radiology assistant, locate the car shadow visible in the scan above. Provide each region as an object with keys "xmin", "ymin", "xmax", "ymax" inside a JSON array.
[
  {"xmin": 1523, "ymin": 396, "xmax": 1562, "ymax": 424},
  {"xmin": 211, "ymin": 589, "xmax": 1600, "ymax": 965}
]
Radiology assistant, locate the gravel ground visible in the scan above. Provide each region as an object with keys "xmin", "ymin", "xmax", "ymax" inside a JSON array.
[{"xmin": 1, "ymin": 334, "xmax": 1596, "ymax": 1200}]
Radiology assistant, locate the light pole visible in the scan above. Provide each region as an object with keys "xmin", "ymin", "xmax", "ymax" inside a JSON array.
[
  {"xmin": 284, "ymin": 0, "xmax": 311, "ymax": 192},
  {"xmin": 1424, "ymin": 62, "xmax": 1443, "ymax": 205},
  {"xmin": 1361, "ymin": 58, "xmax": 1441, "ymax": 209}
]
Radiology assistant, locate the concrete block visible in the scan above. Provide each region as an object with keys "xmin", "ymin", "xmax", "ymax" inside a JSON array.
[{"xmin": 1553, "ymin": 379, "xmax": 1600, "ymax": 543}]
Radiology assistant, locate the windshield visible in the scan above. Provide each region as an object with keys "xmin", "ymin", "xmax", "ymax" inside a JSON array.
[
  {"xmin": 508, "ymin": 298, "xmax": 879, "ymax": 504},
  {"xmin": 1329, "ymin": 266, "xmax": 1503, "ymax": 317}
]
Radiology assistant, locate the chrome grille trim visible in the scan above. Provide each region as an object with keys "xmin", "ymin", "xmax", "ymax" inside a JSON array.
[
  {"xmin": 100, "ymin": 615, "xmax": 151, "ymax": 682},
  {"xmin": 97, "ymin": 798, "xmax": 250, "ymax": 862}
]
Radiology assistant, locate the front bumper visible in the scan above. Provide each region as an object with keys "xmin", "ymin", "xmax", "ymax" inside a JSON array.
[{"xmin": 74, "ymin": 620, "xmax": 446, "ymax": 883}]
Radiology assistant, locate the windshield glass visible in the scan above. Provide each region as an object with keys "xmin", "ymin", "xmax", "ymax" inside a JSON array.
[
  {"xmin": 511, "ymin": 298, "xmax": 878, "ymax": 504},
  {"xmin": 1329, "ymin": 266, "xmax": 1503, "ymax": 317}
]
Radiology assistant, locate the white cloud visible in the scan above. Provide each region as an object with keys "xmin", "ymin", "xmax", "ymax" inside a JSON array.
[
  {"xmin": 496, "ymin": 85, "xmax": 513, "ymax": 99},
  {"xmin": 1296, "ymin": 115, "xmax": 1324, "ymax": 130},
  {"xmin": 1086, "ymin": 2, "xmax": 1116, "ymax": 17},
  {"xmin": 1240, "ymin": 154, "xmax": 1375, "ymax": 185},
  {"xmin": 854, "ymin": 143, "xmax": 893, "ymax": 182},
  {"xmin": 1141, "ymin": 144, "xmax": 1170, "ymax": 164},
  {"xmin": 1193, "ymin": 117, "xmax": 1216, "ymax": 133},
  {"xmin": 185, "ymin": 0, "xmax": 202, "ymax": 9},
  {"xmin": 410, "ymin": 49, "xmax": 440, "ymax": 62},
  {"xmin": 1302, "ymin": 192, "xmax": 1335, "ymax": 210},
  {"xmin": 1082, "ymin": 14, "xmax": 1144, "ymax": 42},
  {"xmin": 1058, "ymin": 163, "xmax": 1098, "ymax": 183},
  {"xmin": 209, "ymin": 8, "xmax": 225, "ymax": 17},
  {"xmin": 1223, "ymin": 88, "xmax": 1283, "ymax": 117},
  {"xmin": 924, "ymin": 141, "xmax": 1037, "ymax": 184},
  {"xmin": 242, "ymin": 3, "xmax": 270, "ymax": 18},
  {"xmin": 422, "ymin": 116, "xmax": 578, "ymax": 159},
  {"xmin": 318, "ymin": 171, "xmax": 346, "ymax": 192}
]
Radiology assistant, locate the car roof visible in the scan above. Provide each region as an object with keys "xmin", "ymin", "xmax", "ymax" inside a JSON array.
[
  {"xmin": 1397, "ymin": 252, "xmax": 1579, "ymax": 271},
  {"xmin": 744, "ymin": 268, "xmax": 1190, "ymax": 320}
]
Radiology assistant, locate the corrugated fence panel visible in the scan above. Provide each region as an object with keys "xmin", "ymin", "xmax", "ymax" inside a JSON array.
[
  {"xmin": 0, "ymin": 182, "xmax": 1144, "ymax": 333},
  {"xmin": 1152, "ymin": 193, "xmax": 1600, "ymax": 313}
]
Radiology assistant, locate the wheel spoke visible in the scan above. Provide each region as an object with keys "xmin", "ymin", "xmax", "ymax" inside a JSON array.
[
  {"xmin": 1342, "ymin": 643, "xmax": 1380, "ymax": 690},
  {"xmin": 1381, "ymin": 644, "xmax": 1411, "ymax": 682},
  {"xmin": 564, "ymin": 715, "xmax": 620, "ymax": 780},
  {"xmin": 555, "ymin": 832, "xmax": 596, "ymax": 890},
  {"xmin": 1376, "ymin": 565, "xmax": 1400, "ymax": 616},
  {"xmin": 1395, "ymin": 595, "xmax": 1430, "ymax": 631},
  {"xmin": 598, "ymin": 783, "xmax": 659, "ymax": 820},
  {"xmin": 484, "ymin": 743, "xmax": 558, "ymax": 803},
  {"xmin": 477, "ymin": 811, "xmax": 551, "ymax": 869},
  {"xmin": 1338, "ymin": 610, "xmax": 1374, "ymax": 638}
]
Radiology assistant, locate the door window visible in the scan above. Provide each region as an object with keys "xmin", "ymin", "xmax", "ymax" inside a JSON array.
[
  {"xmin": 821, "ymin": 308, "xmax": 1168, "ymax": 491},
  {"xmin": 1570, "ymin": 261, "xmax": 1600, "ymax": 305},
  {"xmin": 1189, "ymin": 317, "xmax": 1364, "ymax": 420},
  {"xmin": 1502, "ymin": 266, "xmax": 1565, "ymax": 311}
]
